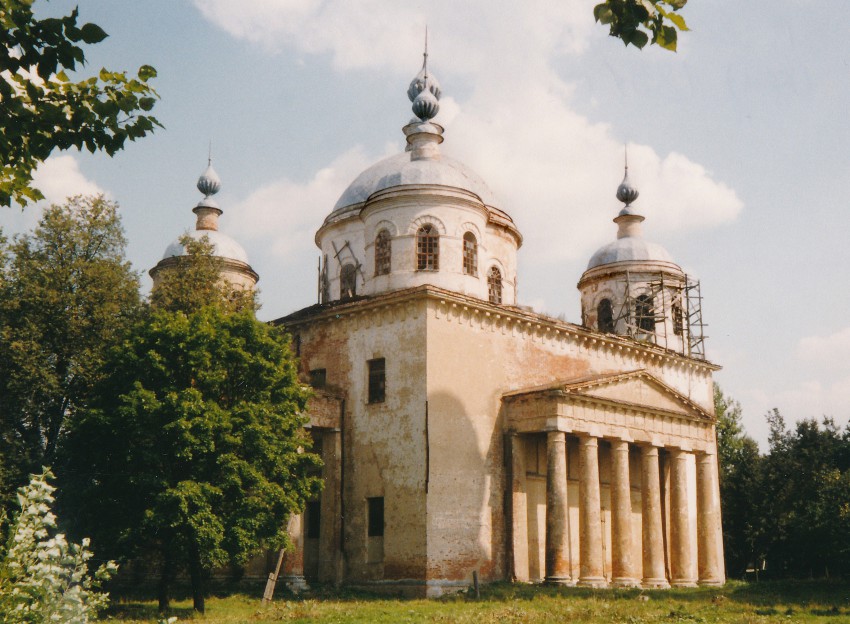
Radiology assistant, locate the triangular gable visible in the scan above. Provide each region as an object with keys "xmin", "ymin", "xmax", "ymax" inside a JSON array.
[
  {"xmin": 564, "ymin": 370, "xmax": 711, "ymax": 420},
  {"xmin": 504, "ymin": 370, "xmax": 712, "ymax": 421}
]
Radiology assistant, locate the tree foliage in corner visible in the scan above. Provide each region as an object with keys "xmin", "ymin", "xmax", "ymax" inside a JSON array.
[
  {"xmin": 0, "ymin": 0, "xmax": 161, "ymax": 206},
  {"xmin": 594, "ymin": 0, "xmax": 689, "ymax": 51},
  {"xmin": 0, "ymin": 196, "xmax": 141, "ymax": 510},
  {"xmin": 61, "ymin": 244, "xmax": 320, "ymax": 614}
]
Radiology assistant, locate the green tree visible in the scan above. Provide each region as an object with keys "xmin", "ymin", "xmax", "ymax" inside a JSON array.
[
  {"xmin": 714, "ymin": 384, "xmax": 762, "ymax": 577},
  {"xmin": 0, "ymin": 0, "xmax": 160, "ymax": 206},
  {"xmin": 0, "ymin": 468, "xmax": 115, "ymax": 623},
  {"xmin": 594, "ymin": 0, "xmax": 689, "ymax": 51},
  {"xmin": 62, "ymin": 303, "xmax": 320, "ymax": 613},
  {"xmin": 150, "ymin": 236, "xmax": 257, "ymax": 315},
  {"xmin": 0, "ymin": 196, "xmax": 141, "ymax": 509}
]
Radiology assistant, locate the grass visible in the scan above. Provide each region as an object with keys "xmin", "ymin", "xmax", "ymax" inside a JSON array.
[{"xmin": 101, "ymin": 579, "xmax": 850, "ymax": 623}]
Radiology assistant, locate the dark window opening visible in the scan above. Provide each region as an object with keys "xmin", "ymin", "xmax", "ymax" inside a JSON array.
[
  {"xmin": 462, "ymin": 232, "xmax": 477, "ymax": 276},
  {"xmin": 636, "ymin": 294, "xmax": 655, "ymax": 333},
  {"xmin": 293, "ymin": 334, "xmax": 301, "ymax": 357},
  {"xmin": 487, "ymin": 266, "xmax": 502, "ymax": 304},
  {"xmin": 306, "ymin": 501, "xmax": 321, "ymax": 539},
  {"xmin": 309, "ymin": 368, "xmax": 326, "ymax": 388},
  {"xmin": 368, "ymin": 358, "xmax": 386, "ymax": 404},
  {"xmin": 416, "ymin": 224, "xmax": 439, "ymax": 271},
  {"xmin": 340, "ymin": 264, "xmax": 357, "ymax": 300},
  {"xmin": 673, "ymin": 302, "xmax": 684, "ymax": 336},
  {"xmin": 367, "ymin": 497, "xmax": 384, "ymax": 537},
  {"xmin": 375, "ymin": 229, "xmax": 391, "ymax": 276},
  {"xmin": 598, "ymin": 298, "xmax": 615, "ymax": 333}
]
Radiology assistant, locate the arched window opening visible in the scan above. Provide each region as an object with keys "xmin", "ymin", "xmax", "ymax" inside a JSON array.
[
  {"xmin": 374, "ymin": 229, "xmax": 391, "ymax": 276},
  {"xmin": 416, "ymin": 224, "xmax": 439, "ymax": 271},
  {"xmin": 462, "ymin": 232, "xmax": 477, "ymax": 276},
  {"xmin": 487, "ymin": 266, "xmax": 502, "ymax": 304},
  {"xmin": 598, "ymin": 298, "xmax": 615, "ymax": 333},
  {"xmin": 635, "ymin": 294, "xmax": 655, "ymax": 333},
  {"xmin": 340, "ymin": 263, "xmax": 357, "ymax": 300},
  {"xmin": 672, "ymin": 302, "xmax": 684, "ymax": 336}
]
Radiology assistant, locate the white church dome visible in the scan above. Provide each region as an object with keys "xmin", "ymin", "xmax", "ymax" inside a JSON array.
[
  {"xmin": 162, "ymin": 229, "xmax": 250, "ymax": 264},
  {"xmin": 332, "ymin": 151, "xmax": 499, "ymax": 213},
  {"xmin": 587, "ymin": 237, "xmax": 675, "ymax": 270}
]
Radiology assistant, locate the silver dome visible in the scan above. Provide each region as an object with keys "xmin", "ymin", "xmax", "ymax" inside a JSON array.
[
  {"xmin": 332, "ymin": 152, "xmax": 498, "ymax": 213},
  {"xmin": 163, "ymin": 230, "xmax": 250, "ymax": 264},
  {"xmin": 586, "ymin": 237, "xmax": 677, "ymax": 271}
]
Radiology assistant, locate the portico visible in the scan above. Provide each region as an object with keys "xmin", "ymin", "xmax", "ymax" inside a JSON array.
[{"xmin": 504, "ymin": 370, "xmax": 724, "ymax": 588}]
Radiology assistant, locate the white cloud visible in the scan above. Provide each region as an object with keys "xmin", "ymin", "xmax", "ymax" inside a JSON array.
[
  {"xmin": 192, "ymin": 0, "xmax": 594, "ymax": 73},
  {"xmin": 797, "ymin": 326, "xmax": 850, "ymax": 368},
  {"xmin": 227, "ymin": 146, "xmax": 382, "ymax": 261},
  {"xmin": 444, "ymin": 73, "xmax": 743, "ymax": 266},
  {"xmin": 1, "ymin": 155, "xmax": 106, "ymax": 234},
  {"xmin": 31, "ymin": 154, "xmax": 106, "ymax": 205}
]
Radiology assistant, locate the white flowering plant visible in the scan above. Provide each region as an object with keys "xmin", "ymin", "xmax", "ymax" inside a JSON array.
[{"xmin": 0, "ymin": 469, "xmax": 117, "ymax": 623}]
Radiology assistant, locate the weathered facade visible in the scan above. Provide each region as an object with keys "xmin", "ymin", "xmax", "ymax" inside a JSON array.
[{"xmin": 268, "ymin": 55, "xmax": 725, "ymax": 596}]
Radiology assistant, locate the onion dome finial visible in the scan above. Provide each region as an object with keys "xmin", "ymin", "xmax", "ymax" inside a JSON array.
[
  {"xmin": 616, "ymin": 145, "xmax": 639, "ymax": 207},
  {"xmin": 197, "ymin": 159, "xmax": 221, "ymax": 199},
  {"xmin": 408, "ymin": 27, "xmax": 441, "ymax": 121}
]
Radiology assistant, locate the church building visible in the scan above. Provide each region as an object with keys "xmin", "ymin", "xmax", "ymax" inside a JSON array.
[{"xmin": 153, "ymin": 52, "xmax": 724, "ymax": 597}]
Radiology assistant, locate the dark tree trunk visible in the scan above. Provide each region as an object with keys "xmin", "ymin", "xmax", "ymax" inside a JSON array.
[
  {"xmin": 189, "ymin": 543, "xmax": 205, "ymax": 614},
  {"xmin": 158, "ymin": 549, "xmax": 175, "ymax": 613}
]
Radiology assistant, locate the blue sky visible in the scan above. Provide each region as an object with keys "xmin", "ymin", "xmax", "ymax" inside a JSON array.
[{"xmin": 3, "ymin": 0, "xmax": 848, "ymax": 446}]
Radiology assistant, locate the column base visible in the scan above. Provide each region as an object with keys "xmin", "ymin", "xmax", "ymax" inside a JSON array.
[
  {"xmin": 697, "ymin": 578, "xmax": 725, "ymax": 587},
  {"xmin": 545, "ymin": 576, "xmax": 576, "ymax": 586},
  {"xmin": 577, "ymin": 576, "xmax": 608, "ymax": 588},
  {"xmin": 641, "ymin": 578, "xmax": 670, "ymax": 589},
  {"xmin": 282, "ymin": 574, "xmax": 310, "ymax": 593},
  {"xmin": 671, "ymin": 579, "xmax": 698, "ymax": 588},
  {"xmin": 611, "ymin": 577, "xmax": 641, "ymax": 588}
]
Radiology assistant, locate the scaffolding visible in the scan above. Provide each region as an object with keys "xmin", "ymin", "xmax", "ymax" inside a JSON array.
[{"xmin": 612, "ymin": 271, "xmax": 707, "ymax": 360}]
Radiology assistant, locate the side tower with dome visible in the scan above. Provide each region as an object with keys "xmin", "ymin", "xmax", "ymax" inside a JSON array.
[
  {"xmin": 150, "ymin": 161, "xmax": 258, "ymax": 293},
  {"xmin": 273, "ymin": 52, "xmax": 724, "ymax": 597},
  {"xmin": 578, "ymin": 161, "xmax": 704, "ymax": 358}
]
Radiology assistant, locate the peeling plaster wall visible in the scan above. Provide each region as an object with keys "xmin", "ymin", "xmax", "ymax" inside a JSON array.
[{"xmin": 294, "ymin": 299, "xmax": 429, "ymax": 584}]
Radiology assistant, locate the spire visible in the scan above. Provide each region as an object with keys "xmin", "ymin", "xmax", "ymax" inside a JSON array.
[
  {"xmin": 194, "ymin": 155, "xmax": 222, "ymax": 231},
  {"xmin": 403, "ymin": 34, "xmax": 444, "ymax": 160},
  {"xmin": 407, "ymin": 28, "xmax": 441, "ymax": 121},
  {"xmin": 613, "ymin": 145, "xmax": 644, "ymax": 239}
]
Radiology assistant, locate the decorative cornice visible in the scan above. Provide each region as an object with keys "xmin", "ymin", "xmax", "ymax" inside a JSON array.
[{"xmin": 275, "ymin": 285, "xmax": 720, "ymax": 372}]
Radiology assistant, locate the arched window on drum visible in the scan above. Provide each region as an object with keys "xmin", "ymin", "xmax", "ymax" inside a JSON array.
[{"xmin": 487, "ymin": 266, "xmax": 502, "ymax": 304}]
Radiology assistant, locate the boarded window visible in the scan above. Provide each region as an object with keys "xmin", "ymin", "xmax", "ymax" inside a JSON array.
[
  {"xmin": 416, "ymin": 224, "xmax": 439, "ymax": 271},
  {"xmin": 598, "ymin": 298, "xmax": 615, "ymax": 333},
  {"xmin": 673, "ymin": 302, "xmax": 684, "ymax": 336},
  {"xmin": 367, "ymin": 497, "xmax": 384, "ymax": 537},
  {"xmin": 306, "ymin": 501, "xmax": 321, "ymax": 539},
  {"xmin": 487, "ymin": 266, "xmax": 502, "ymax": 304},
  {"xmin": 367, "ymin": 358, "xmax": 385, "ymax": 404},
  {"xmin": 374, "ymin": 229, "xmax": 391, "ymax": 276},
  {"xmin": 462, "ymin": 232, "xmax": 477, "ymax": 276},
  {"xmin": 636, "ymin": 294, "xmax": 655, "ymax": 333},
  {"xmin": 340, "ymin": 264, "xmax": 357, "ymax": 299},
  {"xmin": 309, "ymin": 368, "xmax": 326, "ymax": 388}
]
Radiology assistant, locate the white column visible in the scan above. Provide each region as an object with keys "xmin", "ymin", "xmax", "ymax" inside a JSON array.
[
  {"xmin": 578, "ymin": 435, "xmax": 606, "ymax": 587},
  {"xmin": 640, "ymin": 445, "xmax": 669, "ymax": 589},
  {"xmin": 611, "ymin": 439, "xmax": 639, "ymax": 587},
  {"xmin": 545, "ymin": 431, "xmax": 572, "ymax": 584}
]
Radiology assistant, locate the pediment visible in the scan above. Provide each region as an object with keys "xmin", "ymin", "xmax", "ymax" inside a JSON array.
[{"xmin": 504, "ymin": 370, "xmax": 712, "ymax": 421}]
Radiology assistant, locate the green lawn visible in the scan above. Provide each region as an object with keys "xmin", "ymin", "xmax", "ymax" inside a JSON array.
[{"xmin": 102, "ymin": 580, "xmax": 850, "ymax": 623}]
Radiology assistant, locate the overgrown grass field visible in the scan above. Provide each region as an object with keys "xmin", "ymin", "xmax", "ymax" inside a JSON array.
[{"xmin": 103, "ymin": 580, "xmax": 850, "ymax": 623}]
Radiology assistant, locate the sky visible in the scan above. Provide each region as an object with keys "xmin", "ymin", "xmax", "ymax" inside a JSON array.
[{"xmin": 2, "ymin": 0, "xmax": 849, "ymax": 447}]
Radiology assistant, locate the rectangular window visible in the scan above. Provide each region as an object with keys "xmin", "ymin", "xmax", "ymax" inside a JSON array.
[
  {"xmin": 309, "ymin": 368, "xmax": 327, "ymax": 388},
  {"xmin": 306, "ymin": 500, "xmax": 321, "ymax": 539},
  {"xmin": 367, "ymin": 497, "xmax": 384, "ymax": 537},
  {"xmin": 367, "ymin": 358, "xmax": 386, "ymax": 404}
]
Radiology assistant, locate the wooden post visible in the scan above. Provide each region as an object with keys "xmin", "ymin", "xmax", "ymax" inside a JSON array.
[{"xmin": 261, "ymin": 549, "xmax": 286, "ymax": 604}]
